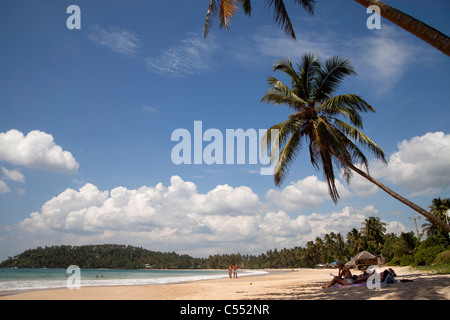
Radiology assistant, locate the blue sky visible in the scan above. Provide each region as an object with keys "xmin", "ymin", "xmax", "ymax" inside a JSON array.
[{"xmin": 0, "ymin": 0, "xmax": 449, "ymax": 260}]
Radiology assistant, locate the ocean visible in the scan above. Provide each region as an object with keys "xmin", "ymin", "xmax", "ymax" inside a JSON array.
[{"xmin": 0, "ymin": 268, "xmax": 268, "ymax": 293}]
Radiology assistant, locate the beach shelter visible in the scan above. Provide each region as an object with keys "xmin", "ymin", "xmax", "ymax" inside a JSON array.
[
  {"xmin": 345, "ymin": 259, "xmax": 356, "ymax": 267},
  {"xmin": 346, "ymin": 251, "xmax": 377, "ymax": 269}
]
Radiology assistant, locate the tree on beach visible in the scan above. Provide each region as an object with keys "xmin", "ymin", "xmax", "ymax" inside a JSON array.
[
  {"xmin": 260, "ymin": 53, "xmax": 450, "ymax": 233},
  {"xmin": 361, "ymin": 216, "xmax": 386, "ymax": 251},
  {"xmin": 203, "ymin": 0, "xmax": 450, "ymax": 56},
  {"xmin": 422, "ymin": 198, "xmax": 450, "ymax": 241},
  {"xmin": 346, "ymin": 228, "xmax": 364, "ymax": 257}
]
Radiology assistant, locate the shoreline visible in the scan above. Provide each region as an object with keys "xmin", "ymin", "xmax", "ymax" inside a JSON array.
[
  {"xmin": 1, "ymin": 267, "xmax": 449, "ymax": 300},
  {"xmin": 0, "ymin": 268, "xmax": 276, "ymax": 298}
]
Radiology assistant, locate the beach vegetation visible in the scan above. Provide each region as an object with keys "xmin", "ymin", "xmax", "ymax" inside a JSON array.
[
  {"xmin": 422, "ymin": 198, "xmax": 450, "ymax": 242},
  {"xmin": 361, "ymin": 217, "xmax": 386, "ymax": 252},
  {"xmin": 434, "ymin": 250, "xmax": 450, "ymax": 265},
  {"xmin": 414, "ymin": 235, "xmax": 449, "ymax": 266},
  {"xmin": 415, "ymin": 250, "xmax": 450, "ymax": 274}
]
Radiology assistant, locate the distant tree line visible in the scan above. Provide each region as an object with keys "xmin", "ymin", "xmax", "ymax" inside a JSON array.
[
  {"xmin": 0, "ymin": 244, "xmax": 203, "ymax": 269},
  {"xmin": 2, "ymin": 198, "xmax": 449, "ymax": 269}
]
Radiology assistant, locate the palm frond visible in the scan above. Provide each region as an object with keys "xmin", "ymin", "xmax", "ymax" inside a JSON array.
[
  {"xmin": 204, "ymin": 0, "xmax": 315, "ymax": 38},
  {"xmin": 262, "ymin": 77, "xmax": 308, "ymax": 111},
  {"xmin": 318, "ymin": 94, "xmax": 374, "ymax": 128},
  {"xmin": 333, "ymin": 119, "xmax": 386, "ymax": 163},
  {"xmin": 293, "ymin": 0, "xmax": 316, "ymax": 15},
  {"xmin": 320, "ymin": 94, "xmax": 375, "ymax": 113},
  {"xmin": 322, "ymin": 121, "xmax": 370, "ymax": 183},
  {"xmin": 241, "ymin": 0, "xmax": 252, "ymax": 15},
  {"xmin": 265, "ymin": 0, "xmax": 296, "ymax": 39},
  {"xmin": 297, "ymin": 52, "xmax": 320, "ymax": 101},
  {"xmin": 314, "ymin": 116, "xmax": 372, "ymax": 176},
  {"xmin": 273, "ymin": 58, "xmax": 300, "ymax": 83},
  {"xmin": 310, "ymin": 118, "xmax": 340, "ymax": 203},
  {"xmin": 219, "ymin": 0, "xmax": 240, "ymax": 31},
  {"xmin": 261, "ymin": 118, "xmax": 302, "ymax": 156},
  {"xmin": 313, "ymin": 56, "xmax": 356, "ymax": 103},
  {"xmin": 274, "ymin": 129, "xmax": 302, "ymax": 186},
  {"xmin": 204, "ymin": 0, "xmax": 219, "ymax": 38}
]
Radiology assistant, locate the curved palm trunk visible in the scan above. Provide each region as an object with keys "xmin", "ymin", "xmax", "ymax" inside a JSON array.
[
  {"xmin": 332, "ymin": 151, "xmax": 450, "ymax": 233},
  {"xmin": 354, "ymin": 0, "xmax": 450, "ymax": 56}
]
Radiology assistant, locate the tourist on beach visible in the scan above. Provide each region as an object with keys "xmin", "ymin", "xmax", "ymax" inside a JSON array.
[
  {"xmin": 232, "ymin": 264, "xmax": 238, "ymax": 279},
  {"xmin": 353, "ymin": 267, "xmax": 397, "ymax": 284},
  {"xmin": 352, "ymin": 270, "xmax": 372, "ymax": 284},
  {"xmin": 228, "ymin": 265, "xmax": 232, "ymax": 279},
  {"xmin": 322, "ymin": 261, "xmax": 353, "ymax": 288},
  {"xmin": 381, "ymin": 268, "xmax": 397, "ymax": 283}
]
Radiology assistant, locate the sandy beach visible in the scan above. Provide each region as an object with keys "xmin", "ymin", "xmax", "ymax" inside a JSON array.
[{"xmin": 1, "ymin": 267, "xmax": 449, "ymax": 300}]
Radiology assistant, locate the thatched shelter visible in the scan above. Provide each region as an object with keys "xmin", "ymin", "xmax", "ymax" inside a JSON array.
[{"xmin": 346, "ymin": 251, "xmax": 378, "ymax": 269}]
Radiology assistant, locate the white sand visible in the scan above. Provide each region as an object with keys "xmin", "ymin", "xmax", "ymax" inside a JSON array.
[{"xmin": 1, "ymin": 267, "xmax": 449, "ymax": 300}]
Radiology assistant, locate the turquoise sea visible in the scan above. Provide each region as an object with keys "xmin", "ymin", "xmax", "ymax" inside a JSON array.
[{"xmin": 0, "ymin": 268, "xmax": 268, "ymax": 293}]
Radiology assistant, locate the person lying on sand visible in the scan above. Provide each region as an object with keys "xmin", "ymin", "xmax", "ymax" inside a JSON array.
[
  {"xmin": 354, "ymin": 267, "xmax": 398, "ymax": 284},
  {"xmin": 323, "ymin": 267, "xmax": 400, "ymax": 289},
  {"xmin": 381, "ymin": 268, "xmax": 397, "ymax": 283}
]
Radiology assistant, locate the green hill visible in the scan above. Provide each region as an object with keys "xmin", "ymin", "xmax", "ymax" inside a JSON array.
[{"xmin": 0, "ymin": 244, "xmax": 205, "ymax": 269}]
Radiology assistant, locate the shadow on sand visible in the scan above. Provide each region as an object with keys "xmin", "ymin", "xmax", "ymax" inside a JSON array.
[{"xmin": 249, "ymin": 273, "xmax": 450, "ymax": 300}]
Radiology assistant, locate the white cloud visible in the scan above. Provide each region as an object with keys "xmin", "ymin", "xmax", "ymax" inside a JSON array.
[
  {"xmin": 373, "ymin": 131, "xmax": 450, "ymax": 196},
  {"xmin": 237, "ymin": 25, "xmax": 432, "ymax": 94},
  {"xmin": 385, "ymin": 220, "xmax": 407, "ymax": 235},
  {"xmin": 87, "ymin": 26, "xmax": 140, "ymax": 56},
  {"xmin": 1, "ymin": 167, "xmax": 25, "ymax": 184},
  {"xmin": 145, "ymin": 32, "xmax": 219, "ymax": 77},
  {"xmin": 260, "ymin": 211, "xmax": 310, "ymax": 235},
  {"xmin": 0, "ymin": 180, "xmax": 10, "ymax": 194},
  {"xmin": 194, "ymin": 183, "xmax": 265, "ymax": 216},
  {"xmin": 364, "ymin": 36, "xmax": 409, "ymax": 80},
  {"xmin": 12, "ymin": 175, "xmax": 398, "ymax": 256},
  {"xmin": 357, "ymin": 26, "xmax": 416, "ymax": 93},
  {"xmin": 140, "ymin": 106, "xmax": 159, "ymax": 113},
  {"xmin": 18, "ymin": 176, "xmax": 263, "ymax": 235},
  {"xmin": 252, "ymin": 27, "xmax": 333, "ymax": 61},
  {"xmin": 9, "ymin": 131, "xmax": 442, "ymax": 256},
  {"xmin": 265, "ymin": 176, "xmax": 351, "ymax": 211},
  {"xmin": 16, "ymin": 176, "xmax": 265, "ymax": 254},
  {"xmin": 340, "ymin": 164, "xmax": 379, "ymax": 197},
  {"xmin": 0, "ymin": 130, "xmax": 79, "ymax": 173},
  {"xmin": 305, "ymin": 206, "xmax": 377, "ymax": 239}
]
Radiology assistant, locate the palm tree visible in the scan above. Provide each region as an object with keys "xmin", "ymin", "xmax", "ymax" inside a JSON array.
[
  {"xmin": 422, "ymin": 198, "xmax": 450, "ymax": 239},
  {"xmin": 323, "ymin": 233, "xmax": 334, "ymax": 262},
  {"xmin": 361, "ymin": 217, "xmax": 386, "ymax": 251},
  {"xmin": 261, "ymin": 53, "xmax": 450, "ymax": 233},
  {"xmin": 304, "ymin": 240, "xmax": 321, "ymax": 266},
  {"xmin": 204, "ymin": 0, "xmax": 450, "ymax": 56},
  {"xmin": 204, "ymin": 0, "xmax": 315, "ymax": 39},
  {"xmin": 346, "ymin": 228, "xmax": 363, "ymax": 256}
]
